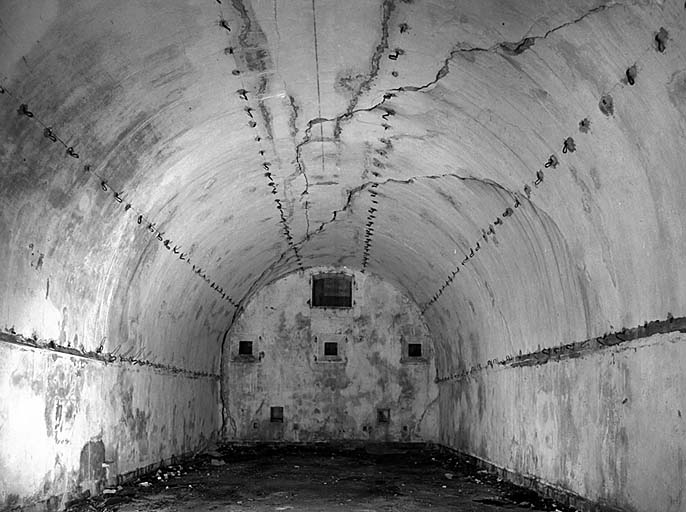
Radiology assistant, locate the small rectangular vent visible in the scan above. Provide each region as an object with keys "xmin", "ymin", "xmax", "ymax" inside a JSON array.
[
  {"xmin": 377, "ymin": 408, "xmax": 390, "ymax": 424},
  {"xmin": 270, "ymin": 406, "xmax": 284, "ymax": 423},
  {"xmin": 238, "ymin": 340, "xmax": 253, "ymax": 355},
  {"xmin": 324, "ymin": 342, "xmax": 338, "ymax": 356},
  {"xmin": 408, "ymin": 343, "xmax": 422, "ymax": 358}
]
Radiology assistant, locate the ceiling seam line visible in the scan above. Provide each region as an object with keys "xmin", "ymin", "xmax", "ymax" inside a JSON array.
[
  {"xmin": 0, "ymin": 85, "xmax": 240, "ymax": 310},
  {"xmin": 220, "ymin": 6, "xmax": 305, "ymax": 273}
]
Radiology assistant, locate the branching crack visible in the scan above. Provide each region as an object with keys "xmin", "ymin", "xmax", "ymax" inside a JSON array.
[
  {"xmin": 293, "ymin": 93, "xmax": 395, "ymax": 239},
  {"xmin": 392, "ymin": 1, "xmax": 627, "ymax": 94},
  {"xmin": 333, "ymin": 0, "xmax": 395, "ymax": 139}
]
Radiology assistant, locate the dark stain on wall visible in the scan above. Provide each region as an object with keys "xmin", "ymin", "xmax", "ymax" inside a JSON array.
[
  {"xmin": 78, "ymin": 440, "xmax": 106, "ymax": 494},
  {"xmin": 44, "ymin": 362, "xmax": 82, "ymax": 438},
  {"xmin": 667, "ymin": 69, "xmax": 686, "ymax": 117}
]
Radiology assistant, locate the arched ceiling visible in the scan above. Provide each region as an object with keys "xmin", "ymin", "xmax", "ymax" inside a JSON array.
[{"xmin": 1, "ymin": 0, "xmax": 685, "ymax": 374}]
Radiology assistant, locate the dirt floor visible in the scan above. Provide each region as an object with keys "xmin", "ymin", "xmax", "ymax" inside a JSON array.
[{"xmin": 67, "ymin": 444, "xmax": 576, "ymax": 512}]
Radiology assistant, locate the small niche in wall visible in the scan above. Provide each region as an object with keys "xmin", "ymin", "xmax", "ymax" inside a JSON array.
[
  {"xmin": 324, "ymin": 341, "xmax": 338, "ymax": 357},
  {"xmin": 402, "ymin": 339, "xmax": 427, "ymax": 363},
  {"xmin": 270, "ymin": 406, "xmax": 284, "ymax": 423},
  {"xmin": 232, "ymin": 335, "xmax": 261, "ymax": 363},
  {"xmin": 315, "ymin": 334, "xmax": 346, "ymax": 363},
  {"xmin": 239, "ymin": 340, "xmax": 253, "ymax": 356},
  {"xmin": 377, "ymin": 408, "xmax": 390, "ymax": 424},
  {"xmin": 312, "ymin": 273, "xmax": 353, "ymax": 308}
]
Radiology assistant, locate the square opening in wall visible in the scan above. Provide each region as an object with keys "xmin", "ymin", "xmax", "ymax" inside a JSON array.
[
  {"xmin": 270, "ymin": 406, "xmax": 284, "ymax": 423},
  {"xmin": 324, "ymin": 342, "xmax": 338, "ymax": 357},
  {"xmin": 312, "ymin": 274, "xmax": 352, "ymax": 308},
  {"xmin": 238, "ymin": 340, "xmax": 253, "ymax": 356},
  {"xmin": 408, "ymin": 343, "xmax": 422, "ymax": 358},
  {"xmin": 377, "ymin": 408, "xmax": 390, "ymax": 424}
]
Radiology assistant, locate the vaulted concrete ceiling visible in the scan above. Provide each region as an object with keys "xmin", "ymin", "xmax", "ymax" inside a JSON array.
[{"xmin": 1, "ymin": 0, "xmax": 685, "ymax": 374}]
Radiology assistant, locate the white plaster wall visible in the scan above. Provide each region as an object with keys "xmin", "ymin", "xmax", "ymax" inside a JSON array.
[
  {"xmin": 0, "ymin": 343, "xmax": 220, "ymax": 511},
  {"xmin": 439, "ymin": 331, "xmax": 686, "ymax": 512}
]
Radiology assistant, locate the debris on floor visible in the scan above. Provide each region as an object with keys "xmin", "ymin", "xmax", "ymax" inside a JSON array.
[{"xmin": 65, "ymin": 444, "xmax": 578, "ymax": 511}]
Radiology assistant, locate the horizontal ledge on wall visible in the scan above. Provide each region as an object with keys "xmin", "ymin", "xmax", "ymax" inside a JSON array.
[
  {"xmin": 0, "ymin": 331, "xmax": 220, "ymax": 380},
  {"xmin": 438, "ymin": 446, "xmax": 622, "ymax": 512},
  {"xmin": 437, "ymin": 315, "xmax": 686, "ymax": 383}
]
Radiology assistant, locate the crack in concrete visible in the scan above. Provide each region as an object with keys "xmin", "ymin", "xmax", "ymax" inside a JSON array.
[
  {"xmin": 293, "ymin": 93, "xmax": 395, "ymax": 239},
  {"xmin": 333, "ymin": 0, "xmax": 395, "ymax": 140},
  {"xmin": 298, "ymin": 172, "xmax": 509, "ymax": 250},
  {"xmin": 417, "ymin": 395, "xmax": 439, "ymax": 428},
  {"xmin": 230, "ymin": 0, "xmax": 252, "ymax": 49},
  {"xmin": 235, "ymin": 1, "xmax": 628, "ymax": 324},
  {"xmin": 232, "ymin": 173, "xmax": 516, "ymax": 329},
  {"xmin": 392, "ymin": 1, "xmax": 627, "ymax": 94}
]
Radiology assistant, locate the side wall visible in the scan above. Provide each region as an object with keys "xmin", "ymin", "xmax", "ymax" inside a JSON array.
[
  {"xmin": 223, "ymin": 268, "xmax": 439, "ymax": 443},
  {"xmin": 0, "ymin": 339, "xmax": 220, "ymax": 511},
  {"xmin": 439, "ymin": 330, "xmax": 686, "ymax": 512}
]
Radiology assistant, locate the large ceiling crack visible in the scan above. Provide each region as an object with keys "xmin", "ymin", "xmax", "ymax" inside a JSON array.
[
  {"xmin": 302, "ymin": 173, "xmax": 515, "ymax": 246},
  {"xmin": 392, "ymin": 0, "xmax": 629, "ymax": 94},
  {"xmin": 236, "ymin": 173, "xmax": 518, "ymax": 325},
  {"xmin": 332, "ymin": 0, "xmax": 395, "ymax": 140},
  {"xmin": 293, "ymin": 93, "xmax": 395, "ymax": 239}
]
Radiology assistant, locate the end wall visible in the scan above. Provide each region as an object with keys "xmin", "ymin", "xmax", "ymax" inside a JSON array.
[{"xmin": 223, "ymin": 268, "xmax": 439, "ymax": 443}]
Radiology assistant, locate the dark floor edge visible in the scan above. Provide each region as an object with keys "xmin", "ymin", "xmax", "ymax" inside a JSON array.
[
  {"xmin": 439, "ymin": 446, "xmax": 626, "ymax": 512},
  {"xmin": 3, "ymin": 449, "xmax": 199, "ymax": 512},
  {"xmin": 7, "ymin": 442, "xmax": 627, "ymax": 512}
]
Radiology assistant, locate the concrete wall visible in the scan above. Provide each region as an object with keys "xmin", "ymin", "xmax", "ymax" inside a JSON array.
[
  {"xmin": 223, "ymin": 268, "xmax": 438, "ymax": 443},
  {"xmin": 0, "ymin": 340, "xmax": 220, "ymax": 511},
  {"xmin": 439, "ymin": 331, "xmax": 686, "ymax": 512}
]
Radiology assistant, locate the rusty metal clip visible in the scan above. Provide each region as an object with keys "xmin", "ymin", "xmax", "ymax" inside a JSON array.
[
  {"xmin": 43, "ymin": 127, "xmax": 57, "ymax": 142},
  {"xmin": 544, "ymin": 155, "xmax": 558, "ymax": 168},
  {"xmin": 18, "ymin": 104, "xmax": 34, "ymax": 117},
  {"xmin": 562, "ymin": 137, "xmax": 576, "ymax": 153}
]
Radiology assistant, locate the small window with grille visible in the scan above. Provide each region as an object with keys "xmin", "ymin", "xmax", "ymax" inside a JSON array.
[{"xmin": 312, "ymin": 274, "xmax": 353, "ymax": 308}]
